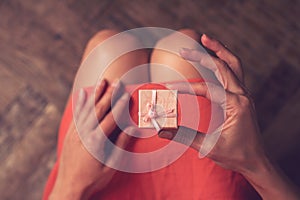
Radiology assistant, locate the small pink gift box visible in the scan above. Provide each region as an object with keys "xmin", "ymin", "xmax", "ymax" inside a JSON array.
[{"xmin": 138, "ymin": 89, "xmax": 178, "ymax": 131}]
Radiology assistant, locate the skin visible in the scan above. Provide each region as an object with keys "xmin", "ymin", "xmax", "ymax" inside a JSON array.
[
  {"xmin": 159, "ymin": 34, "xmax": 300, "ymax": 199},
  {"xmin": 150, "ymin": 29, "xmax": 203, "ymax": 81},
  {"xmin": 49, "ymin": 79, "xmax": 136, "ymax": 200},
  {"xmin": 49, "ymin": 30, "xmax": 300, "ymax": 199},
  {"xmin": 49, "ymin": 29, "xmax": 148, "ymax": 200}
]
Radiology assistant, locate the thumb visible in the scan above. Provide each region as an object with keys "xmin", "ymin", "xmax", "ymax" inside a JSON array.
[
  {"xmin": 105, "ymin": 126, "xmax": 137, "ymax": 168},
  {"xmin": 158, "ymin": 130, "xmax": 175, "ymax": 140},
  {"xmin": 115, "ymin": 126, "xmax": 137, "ymax": 148},
  {"xmin": 159, "ymin": 126, "xmax": 206, "ymax": 151}
]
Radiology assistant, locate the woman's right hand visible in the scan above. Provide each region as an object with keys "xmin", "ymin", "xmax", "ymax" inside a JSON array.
[
  {"xmin": 160, "ymin": 34, "xmax": 264, "ymax": 173},
  {"xmin": 159, "ymin": 34, "xmax": 300, "ymax": 199}
]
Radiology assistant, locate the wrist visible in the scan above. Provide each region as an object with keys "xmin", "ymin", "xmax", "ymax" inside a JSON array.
[
  {"xmin": 240, "ymin": 152, "xmax": 272, "ymax": 179},
  {"xmin": 49, "ymin": 177, "xmax": 92, "ymax": 200},
  {"xmin": 49, "ymin": 190, "xmax": 84, "ymax": 200},
  {"xmin": 236, "ymin": 145, "xmax": 273, "ymax": 184},
  {"xmin": 49, "ymin": 189, "xmax": 85, "ymax": 200}
]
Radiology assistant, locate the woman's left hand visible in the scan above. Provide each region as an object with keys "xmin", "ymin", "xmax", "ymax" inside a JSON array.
[{"xmin": 50, "ymin": 79, "xmax": 135, "ymax": 200}]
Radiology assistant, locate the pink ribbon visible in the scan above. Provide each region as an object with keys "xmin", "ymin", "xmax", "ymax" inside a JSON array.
[{"xmin": 140, "ymin": 90, "xmax": 176, "ymax": 131}]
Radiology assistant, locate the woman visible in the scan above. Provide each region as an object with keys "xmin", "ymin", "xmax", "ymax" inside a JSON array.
[{"xmin": 44, "ymin": 29, "xmax": 299, "ymax": 200}]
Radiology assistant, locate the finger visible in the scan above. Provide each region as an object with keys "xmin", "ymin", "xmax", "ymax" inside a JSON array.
[
  {"xmin": 78, "ymin": 88, "xmax": 98, "ymax": 125},
  {"xmin": 179, "ymin": 48, "xmax": 244, "ymax": 94},
  {"xmin": 80, "ymin": 79, "xmax": 114, "ymax": 125},
  {"xmin": 158, "ymin": 126, "xmax": 205, "ymax": 151},
  {"xmin": 75, "ymin": 88, "xmax": 97, "ymax": 128},
  {"xmin": 201, "ymin": 34, "xmax": 244, "ymax": 82},
  {"xmin": 99, "ymin": 93, "xmax": 130, "ymax": 135},
  {"xmin": 74, "ymin": 88, "xmax": 87, "ymax": 120},
  {"xmin": 104, "ymin": 126, "xmax": 136, "ymax": 169},
  {"xmin": 94, "ymin": 79, "xmax": 108, "ymax": 104},
  {"xmin": 74, "ymin": 88, "xmax": 98, "ymax": 135},
  {"xmin": 166, "ymin": 80, "xmax": 241, "ymax": 120},
  {"xmin": 83, "ymin": 79, "xmax": 120, "ymax": 130},
  {"xmin": 166, "ymin": 81, "xmax": 227, "ymax": 107},
  {"xmin": 115, "ymin": 126, "xmax": 136, "ymax": 148},
  {"xmin": 95, "ymin": 79, "xmax": 121, "ymax": 123}
]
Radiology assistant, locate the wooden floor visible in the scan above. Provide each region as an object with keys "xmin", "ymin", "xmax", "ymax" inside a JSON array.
[{"xmin": 0, "ymin": 0, "xmax": 299, "ymax": 199}]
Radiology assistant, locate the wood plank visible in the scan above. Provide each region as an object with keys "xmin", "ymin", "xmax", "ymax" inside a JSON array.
[
  {"xmin": 0, "ymin": 86, "xmax": 48, "ymax": 162},
  {"xmin": 0, "ymin": 65, "xmax": 25, "ymax": 113},
  {"xmin": 0, "ymin": 103, "xmax": 60, "ymax": 200},
  {"xmin": 255, "ymin": 61, "xmax": 300, "ymax": 131},
  {"xmin": 263, "ymin": 88, "xmax": 300, "ymax": 160}
]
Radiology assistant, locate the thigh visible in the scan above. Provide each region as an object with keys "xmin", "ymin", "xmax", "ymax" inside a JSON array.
[
  {"xmin": 150, "ymin": 29, "xmax": 202, "ymax": 82},
  {"xmin": 62, "ymin": 29, "xmax": 150, "ymax": 149},
  {"xmin": 80, "ymin": 29, "xmax": 150, "ymax": 85},
  {"xmin": 43, "ymin": 30, "xmax": 150, "ymax": 199}
]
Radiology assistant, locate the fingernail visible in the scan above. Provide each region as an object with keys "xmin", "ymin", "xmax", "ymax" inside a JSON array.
[
  {"xmin": 96, "ymin": 80, "xmax": 105, "ymax": 92},
  {"xmin": 164, "ymin": 83, "xmax": 177, "ymax": 91},
  {"xmin": 78, "ymin": 88, "xmax": 85, "ymax": 101},
  {"xmin": 202, "ymin": 34, "xmax": 211, "ymax": 40},
  {"xmin": 164, "ymin": 83, "xmax": 172, "ymax": 89},
  {"xmin": 180, "ymin": 47, "xmax": 191, "ymax": 52},
  {"xmin": 179, "ymin": 47, "xmax": 191, "ymax": 55},
  {"xmin": 97, "ymin": 79, "xmax": 105, "ymax": 87},
  {"xmin": 164, "ymin": 82, "xmax": 185, "ymax": 91},
  {"xmin": 120, "ymin": 93, "xmax": 130, "ymax": 100},
  {"xmin": 158, "ymin": 131, "xmax": 174, "ymax": 139},
  {"xmin": 126, "ymin": 126, "xmax": 136, "ymax": 135},
  {"xmin": 165, "ymin": 83, "xmax": 180, "ymax": 90},
  {"xmin": 112, "ymin": 79, "xmax": 120, "ymax": 88}
]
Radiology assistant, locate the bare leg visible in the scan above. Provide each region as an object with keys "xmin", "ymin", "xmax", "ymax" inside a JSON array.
[
  {"xmin": 80, "ymin": 29, "xmax": 149, "ymax": 85},
  {"xmin": 150, "ymin": 29, "xmax": 202, "ymax": 82}
]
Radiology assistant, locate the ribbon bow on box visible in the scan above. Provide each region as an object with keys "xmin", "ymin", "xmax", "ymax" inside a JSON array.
[{"xmin": 138, "ymin": 90, "xmax": 177, "ymax": 132}]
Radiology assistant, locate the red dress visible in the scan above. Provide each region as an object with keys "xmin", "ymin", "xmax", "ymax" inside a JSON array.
[{"xmin": 43, "ymin": 79, "xmax": 260, "ymax": 200}]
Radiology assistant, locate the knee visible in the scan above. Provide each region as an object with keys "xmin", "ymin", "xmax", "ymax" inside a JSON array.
[
  {"xmin": 86, "ymin": 29, "xmax": 119, "ymax": 50},
  {"xmin": 157, "ymin": 28, "xmax": 199, "ymax": 45},
  {"xmin": 153, "ymin": 28, "xmax": 200, "ymax": 53},
  {"xmin": 151, "ymin": 28, "xmax": 200, "ymax": 62},
  {"xmin": 83, "ymin": 29, "xmax": 143, "ymax": 60},
  {"xmin": 87, "ymin": 29, "xmax": 143, "ymax": 49}
]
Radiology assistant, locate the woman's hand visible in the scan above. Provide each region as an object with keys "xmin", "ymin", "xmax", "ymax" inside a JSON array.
[
  {"xmin": 159, "ymin": 34, "xmax": 300, "ymax": 199},
  {"xmin": 49, "ymin": 79, "xmax": 135, "ymax": 200},
  {"xmin": 160, "ymin": 34, "xmax": 264, "ymax": 173}
]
